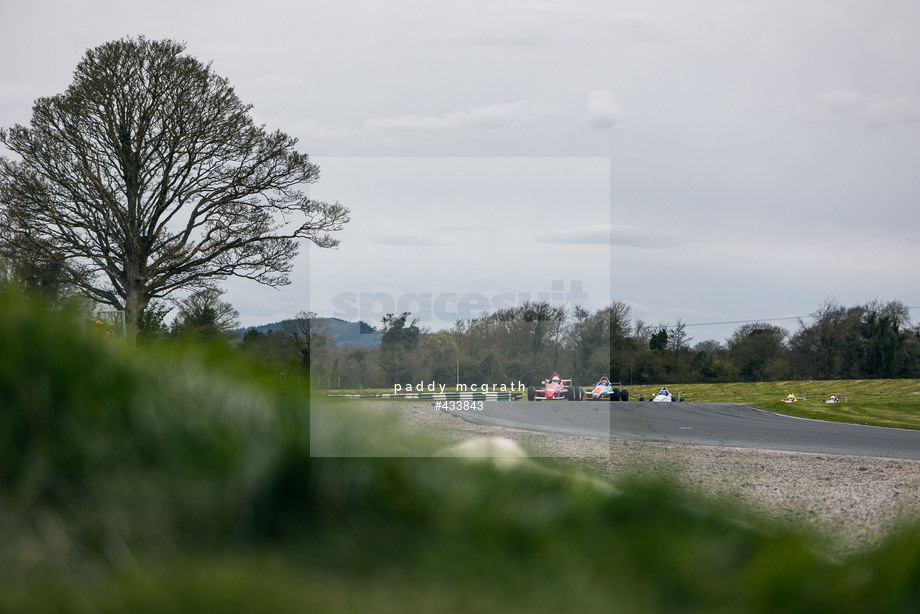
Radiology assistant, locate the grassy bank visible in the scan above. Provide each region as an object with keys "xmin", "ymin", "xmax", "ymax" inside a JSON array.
[
  {"xmin": 635, "ymin": 380, "xmax": 920, "ymax": 430},
  {"xmin": 4, "ymin": 291, "xmax": 920, "ymax": 612}
]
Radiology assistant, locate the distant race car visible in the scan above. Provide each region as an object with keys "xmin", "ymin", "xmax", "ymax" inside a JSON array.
[
  {"xmin": 783, "ymin": 394, "xmax": 798, "ymax": 403},
  {"xmin": 528, "ymin": 373, "xmax": 583, "ymax": 401},
  {"xmin": 651, "ymin": 386, "xmax": 673, "ymax": 402},
  {"xmin": 825, "ymin": 394, "xmax": 841, "ymax": 404},
  {"xmin": 585, "ymin": 376, "xmax": 629, "ymax": 401}
]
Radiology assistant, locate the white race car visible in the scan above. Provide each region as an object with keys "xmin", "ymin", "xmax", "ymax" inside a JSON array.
[
  {"xmin": 651, "ymin": 386, "xmax": 673, "ymax": 402},
  {"xmin": 585, "ymin": 376, "xmax": 629, "ymax": 401}
]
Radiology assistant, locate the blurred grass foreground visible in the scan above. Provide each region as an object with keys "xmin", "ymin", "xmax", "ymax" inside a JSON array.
[{"xmin": 2, "ymin": 289, "xmax": 920, "ymax": 613}]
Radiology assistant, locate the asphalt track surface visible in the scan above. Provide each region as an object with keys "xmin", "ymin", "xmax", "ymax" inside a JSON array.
[{"xmin": 449, "ymin": 401, "xmax": 920, "ymax": 460}]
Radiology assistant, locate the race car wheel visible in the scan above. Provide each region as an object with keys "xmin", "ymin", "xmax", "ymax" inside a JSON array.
[
  {"xmin": 611, "ymin": 388, "xmax": 620, "ymax": 402},
  {"xmin": 620, "ymin": 388, "xmax": 629, "ymax": 402},
  {"xmin": 567, "ymin": 387, "xmax": 575, "ymax": 401},
  {"xmin": 527, "ymin": 386, "xmax": 535, "ymax": 402},
  {"xmin": 577, "ymin": 387, "xmax": 585, "ymax": 401}
]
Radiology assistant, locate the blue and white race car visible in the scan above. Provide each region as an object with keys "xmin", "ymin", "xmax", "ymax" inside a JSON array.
[{"xmin": 652, "ymin": 386, "xmax": 673, "ymax": 402}]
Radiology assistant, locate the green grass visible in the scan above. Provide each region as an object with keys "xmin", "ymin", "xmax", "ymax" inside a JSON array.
[
  {"xmin": 327, "ymin": 380, "xmax": 920, "ymax": 430},
  {"xmin": 4, "ymin": 290, "xmax": 920, "ymax": 612},
  {"xmin": 633, "ymin": 380, "xmax": 920, "ymax": 430}
]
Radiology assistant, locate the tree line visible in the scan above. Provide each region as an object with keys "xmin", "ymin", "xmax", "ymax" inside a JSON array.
[
  {"xmin": 4, "ymin": 263, "xmax": 917, "ymax": 387},
  {"xmin": 238, "ymin": 298, "xmax": 920, "ymax": 389}
]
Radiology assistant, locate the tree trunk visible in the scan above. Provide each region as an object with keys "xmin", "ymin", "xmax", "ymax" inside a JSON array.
[{"xmin": 123, "ymin": 270, "xmax": 146, "ymax": 346}]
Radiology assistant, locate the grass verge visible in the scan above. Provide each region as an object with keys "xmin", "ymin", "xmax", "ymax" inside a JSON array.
[
  {"xmin": 633, "ymin": 380, "xmax": 920, "ymax": 430},
  {"xmin": 4, "ymin": 291, "xmax": 920, "ymax": 612}
]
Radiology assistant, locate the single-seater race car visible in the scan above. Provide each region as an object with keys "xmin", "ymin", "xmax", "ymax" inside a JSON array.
[
  {"xmin": 651, "ymin": 386, "xmax": 673, "ymax": 402},
  {"xmin": 825, "ymin": 394, "xmax": 841, "ymax": 404},
  {"xmin": 585, "ymin": 376, "xmax": 629, "ymax": 401},
  {"xmin": 528, "ymin": 373, "xmax": 583, "ymax": 401}
]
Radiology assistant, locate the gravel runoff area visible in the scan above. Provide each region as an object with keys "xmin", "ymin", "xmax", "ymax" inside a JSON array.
[{"xmin": 353, "ymin": 400, "xmax": 920, "ymax": 557}]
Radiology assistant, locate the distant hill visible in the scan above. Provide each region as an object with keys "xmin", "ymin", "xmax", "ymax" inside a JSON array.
[
  {"xmin": 318, "ymin": 317, "xmax": 382, "ymax": 347},
  {"xmin": 234, "ymin": 317, "xmax": 382, "ymax": 348}
]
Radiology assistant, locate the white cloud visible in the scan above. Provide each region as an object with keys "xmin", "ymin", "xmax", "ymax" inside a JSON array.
[
  {"xmin": 437, "ymin": 223, "xmax": 488, "ymax": 233},
  {"xmin": 811, "ymin": 90, "xmax": 920, "ymax": 128},
  {"xmin": 259, "ymin": 101, "xmax": 561, "ymax": 146},
  {"xmin": 534, "ymin": 223, "xmax": 675, "ymax": 247},
  {"xmin": 372, "ymin": 234, "xmax": 445, "ymax": 247},
  {"xmin": 273, "ymin": 101, "xmax": 562, "ymax": 145},
  {"xmin": 586, "ymin": 89, "xmax": 623, "ymax": 130},
  {"xmin": 609, "ymin": 224, "xmax": 677, "ymax": 248},
  {"xmin": 363, "ymin": 101, "xmax": 560, "ymax": 134},
  {"xmin": 534, "ymin": 223, "xmax": 610, "ymax": 245},
  {"xmin": 254, "ymin": 116, "xmax": 358, "ymax": 143},
  {"xmin": 419, "ymin": 2, "xmax": 588, "ymax": 48}
]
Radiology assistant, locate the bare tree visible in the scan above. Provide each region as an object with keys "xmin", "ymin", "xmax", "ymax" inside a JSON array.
[{"xmin": 0, "ymin": 37, "xmax": 348, "ymax": 342}]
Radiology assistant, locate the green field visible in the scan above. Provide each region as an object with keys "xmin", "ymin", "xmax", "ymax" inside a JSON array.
[
  {"xmin": 633, "ymin": 379, "xmax": 920, "ymax": 430},
  {"xmin": 326, "ymin": 379, "xmax": 920, "ymax": 431}
]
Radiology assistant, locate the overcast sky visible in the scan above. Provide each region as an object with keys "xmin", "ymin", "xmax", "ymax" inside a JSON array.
[{"xmin": 2, "ymin": 0, "xmax": 919, "ymax": 344}]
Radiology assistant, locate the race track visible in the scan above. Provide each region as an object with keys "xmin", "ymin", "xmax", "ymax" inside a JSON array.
[{"xmin": 448, "ymin": 400, "xmax": 920, "ymax": 459}]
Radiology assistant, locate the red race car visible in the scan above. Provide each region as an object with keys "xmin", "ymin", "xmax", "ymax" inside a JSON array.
[{"xmin": 528, "ymin": 373, "xmax": 583, "ymax": 401}]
